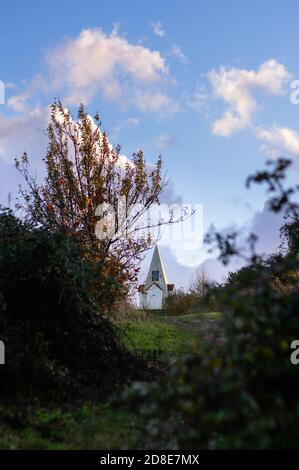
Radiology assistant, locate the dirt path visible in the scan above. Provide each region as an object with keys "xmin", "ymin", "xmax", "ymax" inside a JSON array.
[{"xmin": 165, "ymin": 314, "xmax": 226, "ymax": 345}]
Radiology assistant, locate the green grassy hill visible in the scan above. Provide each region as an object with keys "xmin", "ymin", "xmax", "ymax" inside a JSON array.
[{"xmin": 0, "ymin": 311, "xmax": 222, "ymax": 449}]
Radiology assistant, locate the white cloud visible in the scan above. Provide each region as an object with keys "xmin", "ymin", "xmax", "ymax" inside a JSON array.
[
  {"xmin": 247, "ymin": 202, "xmax": 283, "ymax": 254},
  {"xmin": 195, "ymin": 256, "xmax": 236, "ymax": 283},
  {"xmin": 4, "ymin": 28, "xmax": 177, "ymax": 118},
  {"xmin": 170, "ymin": 45, "xmax": 189, "ymax": 64},
  {"xmin": 112, "ymin": 116, "xmax": 139, "ymax": 139},
  {"xmin": 47, "ymin": 28, "xmax": 170, "ymax": 107},
  {"xmin": 255, "ymin": 125, "xmax": 299, "ymax": 157},
  {"xmin": 124, "ymin": 117, "xmax": 139, "ymax": 126},
  {"xmin": 0, "ymin": 107, "xmax": 50, "ymax": 163},
  {"xmin": 0, "ymin": 107, "xmax": 50, "ymax": 205},
  {"xmin": 209, "ymin": 59, "xmax": 290, "ymax": 136},
  {"xmin": 195, "ymin": 202, "xmax": 284, "ymax": 283},
  {"xmin": 259, "ymin": 144, "xmax": 281, "ymax": 159},
  {"xmin": 151, "ymin": 21, "xmax": 166, "ymax": 37},
  {"xmin": 6, "ymin": 75, "xmax": 50, "ymax": 113},
  {"xmin": 156, "ymin": 133, "xmax": 176, "ymax": 151},
  {"xmin": 7, "ymin": 94, "xmax": 29, "ymax": 113},
  {"xmin": 134, "ymin": 91, "xmax": 179, "ymax": 115},
  {"xmin": 188, "ymin": 84, "xmax": 209, "ymax": 113}
]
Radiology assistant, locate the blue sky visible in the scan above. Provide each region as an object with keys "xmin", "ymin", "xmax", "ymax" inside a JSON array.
[{"xmin": 1, "ymin": 0, "xmax": 299, "ymax": 286}]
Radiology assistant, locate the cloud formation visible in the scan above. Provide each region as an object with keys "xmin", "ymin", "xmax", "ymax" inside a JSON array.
[
  {"xmin": 46, "ymin": 28, "xmax": 173, "ymax": 112},
  {"xmin": 7, "ymin": 94, "xmax": 28, "ymax": 113},
  {"xmin": 194, "ymin": 201, "xmax": 284, "ymax": 283},
  {"xmin": 0, "ymin": 107, "xmax": 49, "ymax": 163},
  {"xmin": 134, "ymin": 91, "xmax": 179, "ymax": 115},
  {"xmin": 156, "ymin": 133, "xmax": 176, "ymax": 151},
  {"xmin": 151, "ymin": 21, "xmax": 166, "ymax": 37},
  {"xmin": 170, "ymin": 45, "xmax": 189, "ymax": 65},
  {"xmin": 112, "ymin": 116, "xmax": 139, "ymax": 140},
  {"xmin": 209, "ymin": 59, "xmax": 290, "ymax": 136},
  {"xmin": 256, "ymin": 125, "xmax": 299, "ymax": 158},
  {"xmin": 0, "ymin": 107, "xmax": 50, "ymax": 205}
]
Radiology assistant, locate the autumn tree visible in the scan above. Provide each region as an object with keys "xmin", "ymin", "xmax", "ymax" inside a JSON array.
[
  {"xmin": 16, "ymin": 102, "xmax": 181, "ymax": 292},
  {"xmin": 190, "ymin": 268, "xmax": 209, "ymax": 298}
]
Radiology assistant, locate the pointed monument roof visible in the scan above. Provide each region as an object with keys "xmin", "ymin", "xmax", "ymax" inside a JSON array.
[{"xmin": 145, "ymin": 245, "xmax": 168, "ymax": 289}]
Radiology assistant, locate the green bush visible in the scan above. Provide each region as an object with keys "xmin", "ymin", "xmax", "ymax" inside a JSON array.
[
  {"xmin": 0, "ymin": 209, "xmax": 145, "ymax": 401},
  {"xmin": 163, "ymin": 289, "xmax": 197, "ymax": 315},
  {"xmin": 163, "ymin": 269, "xmax": 217, "ymax": 316}
]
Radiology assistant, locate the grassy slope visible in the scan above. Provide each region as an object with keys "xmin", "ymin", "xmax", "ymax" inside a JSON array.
[
  {"xmin": 0, "ymin": 311, "xmax": 221, "ymax": 449},
  {"xmin": 177, "ymin": 312, "xmax": 222, "ymax": 322},
  {"xmin": 0, "ymin": 404, "xmax": 140, "ymax": 450},
  {"xmin": 119, "ymin": 315, "xmax": 200, "ymax": 355}
]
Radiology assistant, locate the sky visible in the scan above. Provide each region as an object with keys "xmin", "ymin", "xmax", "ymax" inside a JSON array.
[{"xmin": 1, "ymin": 0, "xmax": 299, "ymax": 288}]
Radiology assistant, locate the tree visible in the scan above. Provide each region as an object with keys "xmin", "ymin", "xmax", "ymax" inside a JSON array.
[
  {"xmin": 280, "ymin": 215, "xmax": 299, "ymax": 258},
  {"xmin": 190, "ymin": 268, "xmax": 207, "ymax": 296},
  {"xmin": 16, "ymin": 102, "xmax": 176, "ymax": 290}
]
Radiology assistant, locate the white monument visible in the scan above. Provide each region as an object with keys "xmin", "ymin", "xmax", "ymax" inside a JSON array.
[{"xmin": 139, "ymin": 245, "xmax": 174, "ymax": 310}]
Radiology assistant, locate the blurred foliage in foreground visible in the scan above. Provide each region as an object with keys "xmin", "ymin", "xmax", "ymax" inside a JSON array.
[
  {"xmin": 0, "ymin": 403, "xmax": 141, "ymax": 450},
  {"xmin": 124, "ymin": 159, "xmax": 299, "ymax": 449}
]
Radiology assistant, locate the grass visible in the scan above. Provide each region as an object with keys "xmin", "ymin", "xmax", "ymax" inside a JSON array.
[
  {"xmin": 118, "ymin": 313, "xmax": 200, "ymax": 355},
  {"xmin": 1, "ymin": 310, "xmax": 217, "ymax": 450},
  {"xmin": 176, "ymin": 311, "xmax": 223, "ymax": 322},
  {"xmin": 0, "ymin": 404, "xmax": 142, "ymax": 450},
  {"xmin": 172, "ymin": 311, "xmax": 225, "ymax": 346}
]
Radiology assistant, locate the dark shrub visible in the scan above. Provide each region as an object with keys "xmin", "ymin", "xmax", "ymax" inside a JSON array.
[{"xmin": 0, "ymin": 209, "xmax": 144, "ymax": 401}]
